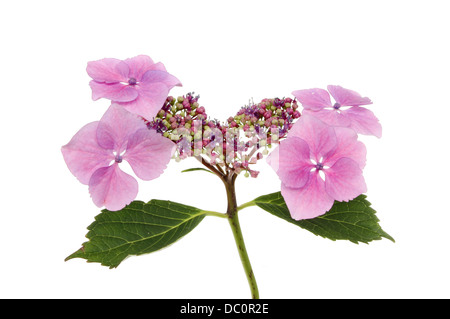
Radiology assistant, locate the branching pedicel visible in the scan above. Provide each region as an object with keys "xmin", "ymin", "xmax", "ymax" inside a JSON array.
[{"xmin": 62, "ymin": 55, "xmax": 393, "ymax": 299}]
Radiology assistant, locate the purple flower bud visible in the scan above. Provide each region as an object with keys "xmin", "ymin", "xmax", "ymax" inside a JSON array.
[{"xmin": 250, "ymin": 170, "xmax": 260, "ymax": 178}]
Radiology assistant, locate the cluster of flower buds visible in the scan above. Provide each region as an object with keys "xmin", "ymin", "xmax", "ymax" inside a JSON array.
[{"xmin": 148, "ymin": 94, "xmax": 301, "ymax": 178}]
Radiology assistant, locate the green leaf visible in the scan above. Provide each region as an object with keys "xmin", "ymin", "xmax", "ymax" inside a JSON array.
[
  {"xmin": 181, "ymin": 167, "xmax": 215, "ymax": 174},
  {"xmin": 253, "ymin": 192, "xmax": 394, "ymax": 244},
  {"xmin": 66, "ymin": 200, "xmax": 206, "ymax": 268}
]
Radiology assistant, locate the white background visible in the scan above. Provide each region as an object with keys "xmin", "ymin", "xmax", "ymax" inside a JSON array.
[{"xmin": 1, "ymin": 0, "xmax": 449, "ymax": 299}]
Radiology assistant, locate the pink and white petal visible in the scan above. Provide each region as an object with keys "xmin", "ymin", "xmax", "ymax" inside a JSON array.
[
  {"xmin": 324, "ymin": 126, "xmax": 367, "ymax": 169},
  {"xmin": 288, "ymin": 114, "xmax": 337, "ymax": 162},
  {"xmin": 147, "ymin": 61, "xmax": 168, "ymax": 72},
  {"xmin": 302, "ymin": 109, "xmax": 351, "ymax": 128},
  {"xmin": 281, "ymin": 173, "xmax": 335, "ymax": 220},
  {"xmin": 324, "ymin": 157, "xmax": 367, "ymax": 202},
  {"xmin": 343, "ymin": 106, "xmax": 382, "ymax": 138},
  {"xmin": 124, "ymin": 55, "xmax": 155, "ymax": 81},
  {"xmin": 89, "ymin": 164, "xmax": 138, "ymax": 211},
  {"xmin": 267, "ymin": 137, "xmax": 313, "ymax": 188},
  {"xmin": 141, "ymin": 70, "xmax": 182, "ymax": 89},
  {"xmin": 96, "ymin": 104, "xmax": 148, "ymax": 151},
  {"xmin": 89, "ymin": 81, "xmax": 139, "ymax": 102},
  {"xmin": 327, "ymin": 85, "xmax": 372, "ymax": 107},
  {"xmin": 124, "ymin": 128, "xmax": 176, "ymax": 181},
  {"xmin": 61, "ymin": 122, "xmax": 113, "ymax": 185},
  {"xmin": 86, "ymin": 58, "xmax": 129, "ymax": 83},
  {"xmin": 292, "ymin": 88, "xmax": 332, "ymax": 111},
  {"xmin": 118, "ymin": 82, "xmax": 170, "ymax": 121}
]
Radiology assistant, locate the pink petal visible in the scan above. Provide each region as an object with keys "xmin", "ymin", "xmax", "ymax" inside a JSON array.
[
  {"xmin": 327, "ymin": 85, "xmax": 372, "ymax": 106},
  {"xmin": 292, "ymin": 88, "xmax": 332, "ymax": 111},
  {"xmin": 141, "ymin": 70, "xmax": 182, "ymax": 89},
  {"xmin": 124, "ymin": 128, "xmax": 176, "ymax": 180},
  {"xmin": 61, "ymin": 122, "xmax": 112, "ymax": 185},
  {"xmin": 123, "ymin": 55, "xmax": 155, "ymax": 81},
  {"xmin": 343, "ymin": 106, "xmax": 382, "ymax": 138},
  {"xmin": 147, "ymin": 62, "xmax": 168, "ymax": 72},
  {"xmin": 281, "ymin": 173, "xmax": 335, "ymax": 220},
  {"xmin": 324, "ymin": 126, "xmax": 367, "ymax": 169},
  {"xmin": 118, "ymin": 82, "xmax": 170, "ymax": 121},
  {"xmin": 86, "ymin": 58, "xmax": 129, "ymax": 83},
  {"xmin": 89, "ymin": 81, "xmax": 139, "ymax": 102},
  {"xmin": 96, "ymin": 104, "xmax": 148, "ymax": 151},
  {"xmin": 288, "ymin": 114, "xmax": 337, "ymax": 163},
  {"xmin": 89, "ymin": 164, "xmax": 138, "ymax": 211},
  {"xmin": 324, "ymin": 157, "xmax": 367, "ymax": 202},
  {"xmin": 302, "ymin": 109, "xmax": 351, "ymax": 127},
  {"xmin": 267, "ymin": 137, "xmax": 313, "ymax": 188}
]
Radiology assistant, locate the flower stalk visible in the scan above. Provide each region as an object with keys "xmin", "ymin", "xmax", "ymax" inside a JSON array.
[
  {"xmin": 197, "ymin": 154, "xmax": 259, "ymax": 299},
  {"xmin": 223, "ymin": 171, "xmax": 259, "ymax": 299},
  {"xmin": 227, "ymin": 205, "xmax": 260, "ymax": 299}
]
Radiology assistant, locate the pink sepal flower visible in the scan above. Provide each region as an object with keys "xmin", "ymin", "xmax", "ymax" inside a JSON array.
[
  {"xmin": 292, "ymin": 85, "xmax": 382, "ymax": 138},
  {"xmin": 267, "ymin": 115, "xmax": 367, "ymax": 220},
  {"xmin": 61, "ymin": 104, "xmax": 175, "ymax": 211},
  {"xmin": 87, "ymin": 55, "xmax": 182, "ymax": 121}
]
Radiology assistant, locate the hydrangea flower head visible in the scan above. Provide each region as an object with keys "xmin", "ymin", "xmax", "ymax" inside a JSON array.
[
  {"xmin": 292, "ymin": 85, "xmax": 382, "ymax": 138},
  {"xmin": 267, "ymin": 114, "xmax": 367, "ymax": 220},
  {"xmin": 148, "ymin": 95, "xmax": 301, "ymax": 177},
  {"xmin": 87, "ymin": 55, "xmax": 182, "ymax": 121},
  {"xmin": 61, "ymin": 104, "xmax": 175, "ymax": 211}
]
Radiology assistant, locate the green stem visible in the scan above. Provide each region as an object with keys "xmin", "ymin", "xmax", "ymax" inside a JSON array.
[
  {"xmin": 228, "ymin": 211, "xmax": 259, "ymax": 299},
  {"xmin": 202, "ymin": 210, "xmax": 228, "ymax": 218},
  {"xmin": 223, "ymin": 174, "xmax": 260, "ymax": 299},
  {"xmin": 237, "ymin": 200, "xmax": 257, "ymax": 212},
  {"xmin": 197, "ymin": 156, "xmax": 259, "ymax": 298}
]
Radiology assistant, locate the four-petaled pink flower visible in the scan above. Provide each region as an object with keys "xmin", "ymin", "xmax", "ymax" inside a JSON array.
[
  {"xmin": 87, "ymin": 55, "xmax": 182, "ymax": 121},
  {"xmin": 267, "ymin": 114, "xmax": 367, "ymax": 220},
  {"xmin": 292, "ymin": 85, "xmax": 382, "ymax": 138},
  {"xmin": 61, "ymin": 104, "xmax": 175, "ymax": 211}
]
